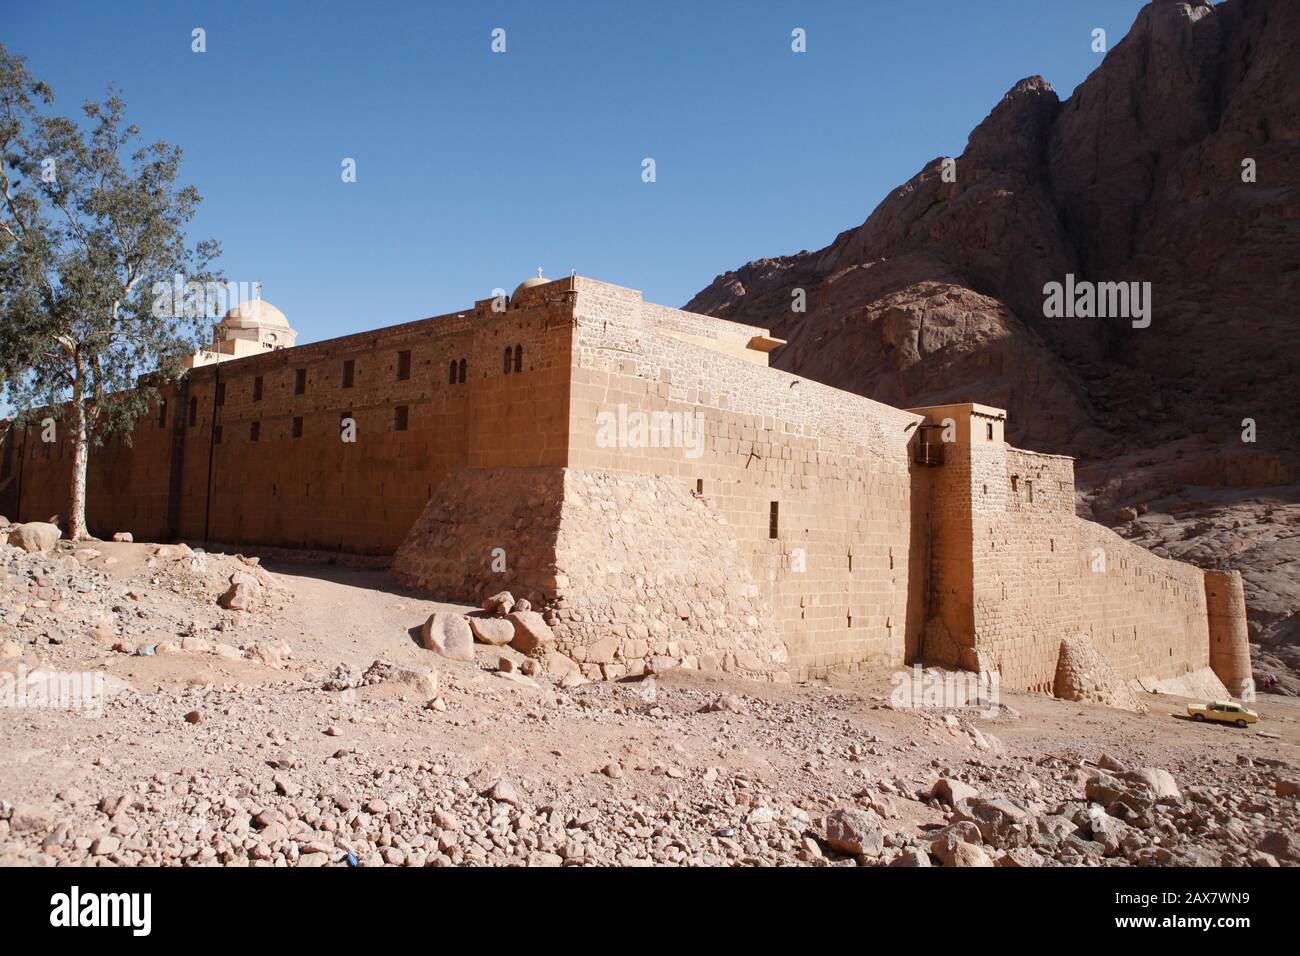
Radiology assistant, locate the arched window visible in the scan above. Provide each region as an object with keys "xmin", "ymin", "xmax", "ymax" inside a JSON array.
[
  {"xmin": 503, "ymin": 346, "xmax": 512, "ymax": 374},
  {"xmin": 513, "ymin": 344, "xmax": 522, "ymax": 373},
  {"xmin": 457, "ymin": 358, "xmax": 467, "ymax": 383},
  {"xmin": 449, "ymin": 361, "xmax": 457, "ymax": 384}
]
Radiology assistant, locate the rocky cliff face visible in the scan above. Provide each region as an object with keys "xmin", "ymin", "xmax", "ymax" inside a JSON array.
[{"xmin": 685, "ymin": 0, "xmax": 1299, "ymax": 676}]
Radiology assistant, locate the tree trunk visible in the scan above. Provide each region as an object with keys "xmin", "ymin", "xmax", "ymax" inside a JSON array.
[{"xmin": 69, "ymin": 373, "xmax": 89, "ymax": 541}]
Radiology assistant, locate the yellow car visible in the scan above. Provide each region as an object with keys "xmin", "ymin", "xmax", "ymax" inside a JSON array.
[{"xmin": 1187, "ymin": 700, "xmax": 1259, "ymax": 728}]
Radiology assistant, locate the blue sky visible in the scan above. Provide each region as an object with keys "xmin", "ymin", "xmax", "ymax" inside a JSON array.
[{"xmin": 7, "ymin": 0, "xmax": 1150, "ymax": 345}]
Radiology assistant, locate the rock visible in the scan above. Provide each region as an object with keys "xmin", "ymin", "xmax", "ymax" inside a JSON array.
[
  {"xmin": 513, "ymin": 598, "xmax": 532, "ymax": 613},
  {"xmin": 931, "ymin": 778, "xmax": 978, "ymax": 807},
  {"xmin": 889, "ymin": 847, "xmax": 932, "ymax": 867},
  {"xmin": 951, "ymin": 797, "xmax": 1034, "ymax": 849},
  {"xmin": 1122, "ymin": 768, "xmax": 1181, "ymax": 800},
  {"xmin": 184, "ymin": 709, "xmax": 201, "ymax": 724},
  {"xmin": 547, "ymin": 652, "xmax": 580, "ymax": 678},
  {"xmin": 929, "ymin": 821, "xmax": 984, "ymax": 865},
  {"xmin": 1256, "ymin": 831, "xmax": 1300, "ymax": 863},
  {"xmin": 11, "ymin": 522, "xmax": 60, "ymax": 554},
  {"xmin": 112, "ymin": 532, "xmax": 133, "ymax": 543},
  {"xmin": 218, "ymin": 570, "xmax": 260, "ymax": 611},
  {"xmin": 1085, "ymin": 773, "xmax": 1157, "ymax": 814},
  {"xmin": 1273, "ymin": 780, "xmax": 1299, "ymax": 798},
  {"xmin": 0, "ymin": 638, "xmax": 23, "ymax": 659},
  {"xmin": 420, "ymin": 612, "xmax": 475, "ymax": 661},
  {"xmin": 704, "ymin": 693, "xmax": 747, "ymax": 714},
  {"xmin": 822, "ymin": 807, "xmax": 885, "ymax": 857},
  {"xmin": 389, "ymin": 666, "xmax": 439, "ymax": 699},
  {"xmin": 91, "ymin": 836, "xmax": 120, "ymax": 856},
  {"xmin": 498, "ymin": 656, "xmax": 515, "ymax": 674},
  {"xmin": 488, "ymin": 780, "xmax": 521, "ymax": 806},
  {"xmin": 507, "ymin": 610, "xmax": 555, "ymax": 654},
  {"xmin": 601, "ymin": 762, "xmax": 623, "ymax": 779},
  {"xmin": 998, "ymin": 847, "xmax": 1049, "ymax": 867},
  {"xmin": 520, "ymin": 658, "xmax": 540, "ymax": 677},
  {"xmin": 468, "ymin": 616, "xmax": 514, "ymax": 646},
  {"xmin": 482, "ymin": 591, "xmax": 515, "ymax": 616}
]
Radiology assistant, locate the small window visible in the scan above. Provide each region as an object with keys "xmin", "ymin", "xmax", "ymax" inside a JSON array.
[
  {"xmin": 394, "ymin": 405, "xmax": 409, "ymax": 431},
  {"xmin": 214, "ymin": 425, "xmax": 223, "ymax": 444},
  {"xmin": 458, "ymin": 358, "xmax": 467, "ymax": 383},
  {"xmin": 769, "ymin": 501, "xmax": 779, "ymax": 539},
  {"xmin": 253, "ymin": 375, "xmax": 263, "ymax": 402},
  {"xmin": 215, "ymin": 382, "xmax": 226, "ymax": 406},
  {"xmin": 294, "ymin": 368, "xmax": 307, "ymax": 395},
  {"xmin": 157, "ymin": 400, "xmax": 167, "ymax": 428},
  {"xmin": 986, "ymin": 422, "xmax": 994, "ymax": 441},
  {"xmin": 188, "ymin": 396, "xmax": 198, "ymax": 427},
  {"xmin": 503, "ymin": 346, "xmax": 512, "ymax": 374},
  {"xmin": 292, "ymin": 416, "xmax": 303, "ymax": 439},
  {"xmin": 397, "ymin": 349, "xmax": 411, "ymax": 381},
  {"xmin": 513, "ymin": 344, "xmax": 522, "ymax": 373},
  {"xmin": 1027, "ymin": 480, "xmax": 1034, "ymax": 504},
  {"xmin": 250, "ymin": 421, "xmax": 260, "ymax": 442},
  {"xmin": 342, "ymin": 359, "xmax": 354, "ymax": 389},
  {"xmin": 449, "ymin": 361, "xmax": 457, "ymax": 384}
]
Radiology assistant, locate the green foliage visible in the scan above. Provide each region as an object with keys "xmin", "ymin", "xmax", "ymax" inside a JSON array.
[{"xmin": 0, "ymin": 42, "xmax": 221, "ymax": 447}]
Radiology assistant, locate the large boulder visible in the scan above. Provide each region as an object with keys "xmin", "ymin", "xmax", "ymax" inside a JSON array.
[
  {"xmin": 507, "ymin": 610, "xmax": 555, "ymax": 654},
  {"xmin": 421, "ymin": 613, "xmax": 474, "ymax": 661},
  {"xmin": 10, "ymin": 522, "xmax": 60, "ymax": 554},
  {"xmin": 468, "ymin": 616, "xmax": 515, "ymax": 646},
  {"xmin": 822, "ymin": 808, "xmax": 885, "ymax": 857},
  {"xmin": 951, "ymin": 797, "xmax": 1034, "ymax": 849}
]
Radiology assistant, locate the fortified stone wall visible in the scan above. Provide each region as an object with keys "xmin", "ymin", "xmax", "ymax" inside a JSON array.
[
  {"xmin": 3, "ymin": 275, "xmax": 1251, "ymax": 695},
  {"xmin": 565, "ymin": 279, "xmax": 924, "ymax": 680},
  {"xmin": 913, "ymin": 403, "xmax": 1243, "ymax": 693}
]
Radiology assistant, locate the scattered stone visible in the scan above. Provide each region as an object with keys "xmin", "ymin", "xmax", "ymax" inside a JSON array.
[
  {"xmin": 420, "ymin": 612, "xmax": 475, "ymax": 661},
  {"xmin": 469, "ymin": 616, "xmax": 514, "ymax": 646},
  {"xmin": 10, "ymin": 522, "xmax": 60, "ymax": 554},
  {"xmin": 822, "ymin": 808, "xmax": 885, "ymax": 857},
  {"xmin": 507, "ymin": 610, "xmax": 555, "ymax": 654}
]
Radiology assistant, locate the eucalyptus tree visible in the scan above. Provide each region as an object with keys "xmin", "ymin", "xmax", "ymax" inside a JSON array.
[{"xmin": 0, "ymin": 44, "xmax": 220, "ymax": 538}]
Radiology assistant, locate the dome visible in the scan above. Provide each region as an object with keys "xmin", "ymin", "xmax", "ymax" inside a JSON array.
[
  {"xmin": 511, "ymin": 276, "xmax": 550, "ymax": 301},
  {"xmin": 220, "ymin": 299, "xmax": 290, "ymax": 330}
]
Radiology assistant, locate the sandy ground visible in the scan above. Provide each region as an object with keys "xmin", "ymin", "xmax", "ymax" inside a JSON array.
[{"xmin": 1, "ymin": 543, "xmax": 1297, "ymax": 867}]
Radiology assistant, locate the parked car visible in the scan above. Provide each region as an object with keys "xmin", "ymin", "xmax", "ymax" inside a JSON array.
[{"xmin": 1187, "ymin": 700, "xmax": 1259, "ymax": 728}]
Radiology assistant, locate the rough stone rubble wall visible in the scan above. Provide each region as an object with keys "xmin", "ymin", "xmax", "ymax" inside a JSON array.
[
  {"xmin": 549, "ymin": 468, "xmax": 789, "ymax": 681},
  {"xmin": 392, "ymin": 464, "xmax": 564, "ymax": 602}
]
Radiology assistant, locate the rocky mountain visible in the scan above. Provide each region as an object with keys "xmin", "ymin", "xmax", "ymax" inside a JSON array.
[{"xmin": 685, "ymin": 0, "xmax": 1300, "ymax": 676}]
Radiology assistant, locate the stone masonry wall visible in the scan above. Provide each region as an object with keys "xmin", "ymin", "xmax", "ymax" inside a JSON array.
[{"xmin": 564, "ymin": 279, "xmax": 923, "ymax": 680}]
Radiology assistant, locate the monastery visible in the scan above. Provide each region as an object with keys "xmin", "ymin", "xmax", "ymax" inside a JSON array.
[{"xmin": 0, "ymin": 275, "xmax": 1251, "ymax": 694}]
